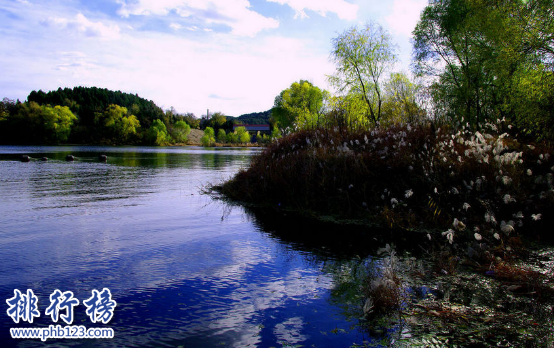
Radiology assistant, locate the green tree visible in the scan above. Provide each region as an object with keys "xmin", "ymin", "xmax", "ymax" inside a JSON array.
[
  {"xmin": 95, "ymin": 104, "xmax": 140, "ymax": 143},
  {"xmin": 210, "ymin": 112, "xmax": 227, "ymax": 129},
  {"xmin": 234, "ymin": 126, "xmax": 251, "ymax": 144},
  {"xmin": 413, "ymin": 0, "xmax": 554, "ymax": 137},
  {"xmin": 201, "ymin": 112, "xmax": 227, "ymax": 130},
  {"xmin": 270, "ymin": 126, "xmax": 281, "ymax": 141},
  {"xmin": 12, "ymin": 101, "xmax": 43, "ymax": 143},
  {"xmin": 217, "ymin": 128, "xmax": 227, "ymax": 143},
  {"xmin": 171, "ymin": 120, "xmax": 191, "ymax": 143},
  {"xmin": 42, "ymin": 105, "xmax": 77, "ymax": 143},
  {"xmin": 272, "ymin": 80, "xmax": 326, "ymax": 132},
  {"xmin": 0, "ymin": 98, "xmax": 16, "ymax": 122},
  {"xmin": 148, "ymin": 119, "xmax": 171, "ymax": 145},
  {"xmin": 3, "ymin": 102, "xmax": 77, "ymax": 144},
  {"xmin": 329, "ymin": 21, "xmax": 397, "ymax": 125},
  {"xmin": 381, "ymin": 72, "xmax": 426, "ymax": 125},
  {"xmin": 201, "ymin": 127, "xmax": 216, "ymax": 146},
  {"xmin": 183, "ymin": 112, "xmax": 200, "ymax": 129},
  {"xmin": 325, "ymin": 94, "xmax": 372, "ymax": 131},
  {"xmin": 226, "ymin": 131, "xmax": 238, "ymax": 144}
]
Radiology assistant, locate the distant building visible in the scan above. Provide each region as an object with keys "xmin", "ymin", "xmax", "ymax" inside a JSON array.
[{"xmin": 233, "ymin": 124, "xmax": 271, "ymax": 134}]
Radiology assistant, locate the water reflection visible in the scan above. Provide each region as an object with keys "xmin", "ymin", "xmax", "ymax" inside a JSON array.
[{"xmin": 0, "ymin": 145, "xmax": 389, "ymax": 348}]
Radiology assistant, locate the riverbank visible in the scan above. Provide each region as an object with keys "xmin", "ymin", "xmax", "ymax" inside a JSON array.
[
  {"xmin": 181, "ymin": 129, "xmax": 264, "ymax": 147},
  {"xmin": 216, "ymin": 121, "xmax": 554, "ymax": 346}
]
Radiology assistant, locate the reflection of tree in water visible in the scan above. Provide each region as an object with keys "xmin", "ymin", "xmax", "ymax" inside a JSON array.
[
  {"xmin": 22, "ymin": 149, "xmax": 249, "ymax": 206},
  {"xmin": 238, "ymin": 204, "xmax": 428, "ymax": 346},
  {"xmin": 26, "ymin": 160, "xmax": 156, "ymax": 205},
  {"xmin": 239, "ymin": 204, "xmax": 428, "ymax": 259}
]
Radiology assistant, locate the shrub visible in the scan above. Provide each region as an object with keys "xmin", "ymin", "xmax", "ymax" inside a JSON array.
[{"xmin": 200, "ymin": 127, "xmax": 215, "ymax": 146}]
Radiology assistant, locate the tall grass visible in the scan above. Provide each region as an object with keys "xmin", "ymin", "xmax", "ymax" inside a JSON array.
[{"xmin": 218, "ymin": 120, "xmax": 553, "ymax": 244}]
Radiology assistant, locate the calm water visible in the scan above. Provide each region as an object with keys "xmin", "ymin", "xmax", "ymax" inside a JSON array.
[{"xmin": 0, "ymin": 146, "xmax": 379, "ymax": 347}]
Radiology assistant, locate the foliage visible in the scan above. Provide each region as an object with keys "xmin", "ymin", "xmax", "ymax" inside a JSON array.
[
  {"xmin": 272, "ymin": 80, "xmax": 327, "ymax": 132},
  {"xmin": 270, "ymin": 126, "xmax": 282, "ymax": 141},
  {"xmin": 27, "ymin": 86, "xmax": 164, "ymax": 133},
  {"xmin": 325, "ymin": 94, "xmax": 372, "ymax": 132},
  {"xmin": 256, "ymin": 131, "xmax": 272, "ymax": 145},
  {"xmin": 1, "ymin": 87, "xmax": 204, "ymax": 145},
  {"xmin": 170, "ymin": 120, "xmax": 191, "ymax": 143},
  {"xmin": 329, "ymin": 22, "xmax": 397, "ymax": 125},
  {"xmin": 217, "ymin": 128, "xmax": 227, "ymax": 143},
  {"xmin": 226, "ymin": 131, "xmax": 238, "ymax": 144},
  {"xmin": 0, "ymin": 98, "xmax": 17, "ymax": 122},
  {"xmin": 201, "ymin": 112, "xmax": 227, "ymax": 131},
  {"xmin": 95, "ymin": 104, "xmax": 140, "ymax": 143},
  {"xmin": 181, "ymin": 112, "xmax": 200, "ymax": 129},
  {"xmin": 0, "ymin": 101, "xmax": 77, "ymax": 144},
  {"xmin": 234, "ymin": 126, "xmax": 251, "ymax": 144},
  {"xmin": 413, "ymin": 0, "xmax": 554, "ymax": 140},
  {"xmin": 42, "ymin": 105, "xmax": 78, "ymax": 143},
  {"xmin": 200, "ymin": 127, "xmax": 216, "ymax": 146},
  {"xmin": 147, "ymin": 119, "xmax": 171, "ymax": 145},
  {"xmin": 381, "ymin": 72, "xmax": 426, "ymax": 126}
]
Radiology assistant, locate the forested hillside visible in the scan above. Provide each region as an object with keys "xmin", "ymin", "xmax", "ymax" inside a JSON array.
[
  {"xmin": 28, "ymin": 87, "xmax": 164, "ymax": 130},
  {"xmin": 0, "ymin": 87, "xmax": 196, "ymax": 145},
  {"xmin": 235, "ymin": 110, "xmax": 271, "ymax": 125}
]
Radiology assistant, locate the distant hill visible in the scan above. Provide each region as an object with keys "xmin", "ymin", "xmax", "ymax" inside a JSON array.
[
  {"xmin": 233, "ymin": 109, "xmax": 272, "ymax": 125},
  {"xmin": 27, "ymin": 86, "xmax": 164, "ymax": 130}
]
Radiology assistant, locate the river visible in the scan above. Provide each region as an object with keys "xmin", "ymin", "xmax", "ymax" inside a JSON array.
[{"xmin": 0, "ymin": 145, "xmax": 383, "ymax": 348}]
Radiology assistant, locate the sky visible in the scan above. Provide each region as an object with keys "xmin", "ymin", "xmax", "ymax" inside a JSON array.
[{"xmin": 0, "ymin": 0, "xmax": 427, "ymax": 117}]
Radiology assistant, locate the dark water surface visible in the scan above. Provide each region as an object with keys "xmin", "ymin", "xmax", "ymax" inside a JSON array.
[{"xmin": 0, "ymin": 146, "xmax": 377, "ymax": 347}]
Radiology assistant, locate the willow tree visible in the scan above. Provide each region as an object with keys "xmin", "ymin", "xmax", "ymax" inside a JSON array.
[{"xmin": 329, "ymin": 22, "xmax": 397, "ymax": 125}]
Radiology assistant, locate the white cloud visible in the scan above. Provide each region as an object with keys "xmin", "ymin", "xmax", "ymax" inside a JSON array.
[
  {"xmin": 27, "ymin": 26, "xmax": 333, "ymax": 116},
  {"xmin": 385, "ymin": 0, "xmax": 427, "ymax": 37},
  {"xmin": 169, "ymin": 22, "xmax": 182, "ymax": 30},
  {"xmin": 268, "ymin": 0, "xmax": 358, "ymax": 20},
  {"xmin": 43, "ymin": 13, "xmax": 121, "ymax": 40},
  {"xmin": 115, "ymin": 0, "xmax": 279, "ymax": 37},
  {"xmin": 274, "ymin": 317, "xmax": 308, "ymax": 344}
]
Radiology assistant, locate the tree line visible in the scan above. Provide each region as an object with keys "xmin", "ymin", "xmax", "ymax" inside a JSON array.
[
  {"xmin": 0, "ymin": 87, "xmax": 201, "ymax": 145},
  {"xmin": 0, "ymin": 86, "xmax": 277, "ymax": 146},
  {"xmin": 272, "ymin": 0, "xmax": 554, "ymax": 142}
]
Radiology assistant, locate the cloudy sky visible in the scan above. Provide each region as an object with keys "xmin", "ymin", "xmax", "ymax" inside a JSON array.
[{"xmin": 0, "ymin": 0, "xmax": 427, "ymax": 117}]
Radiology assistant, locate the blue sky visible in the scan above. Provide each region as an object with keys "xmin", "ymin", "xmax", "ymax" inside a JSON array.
[{"xmin": 0, "ymin": 0, "xmax": 427, "ymax": 117}]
